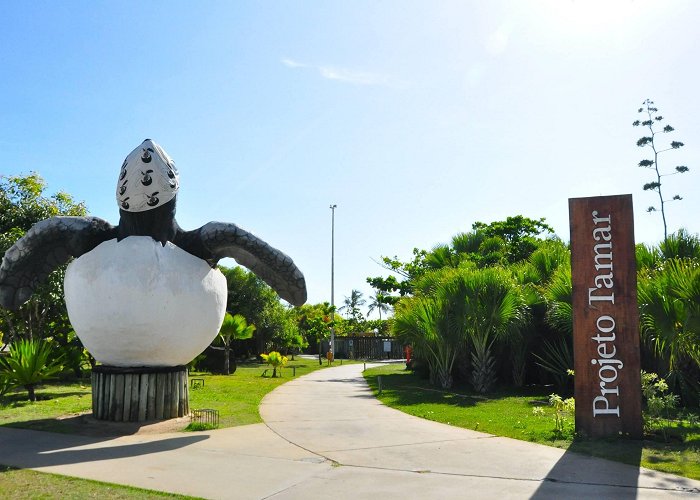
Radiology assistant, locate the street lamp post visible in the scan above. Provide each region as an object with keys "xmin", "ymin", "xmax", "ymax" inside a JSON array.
[{"xmin": 330, "ymin": 204, "xmax": 337, "ymax": 357}]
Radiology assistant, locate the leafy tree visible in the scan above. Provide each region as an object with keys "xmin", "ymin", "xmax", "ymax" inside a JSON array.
[
  {"xmin": 367, "ymin": 216, "xmax": 554, "ymax": 300},
  {"xmin": 471, "ymin": 216, "xmax": 554, "ymax": 264},
  {"xmin": 0, "ymin": 339, "xmax": 63, "ymax": 401},
  {"xmin": 633, "ymin": 99, "xmax": 690, "ymax": 241},
  {"xmin": 220, "ymin": 265, "xmax": 285, "ymax": 355},
  {"xmin": 366, "ymin": 248, "xmax": 428, "ymax": 300},
  {"xmin": 0, "ymin": 173, "xmax": 87, "ymax": 347},
  {"xmin": 267, "ymin": 306, "xmax": 306, "ymax": 356},
  {"xmin": 212, "ymin": 313, "xmax": 255, "ymax": 374}
]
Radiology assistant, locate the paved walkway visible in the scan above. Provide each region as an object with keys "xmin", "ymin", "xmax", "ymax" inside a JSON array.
[{"xmin": 1, "ymin": 363, "xmax": 700, "ymax": 499}]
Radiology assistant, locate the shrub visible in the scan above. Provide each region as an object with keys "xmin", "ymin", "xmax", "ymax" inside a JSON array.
[
  {"xmin": 260, "ymin": 351, "xmax": 288, "ymax": 378},
  {"xmin": 0, "ymin": 339, "xmax": 63, "ymax": 401}
]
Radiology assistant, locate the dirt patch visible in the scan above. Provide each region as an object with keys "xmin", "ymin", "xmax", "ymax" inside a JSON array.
[{"xmin": 50, "ymin": 412, "xmax": 192, "ymax": 437}]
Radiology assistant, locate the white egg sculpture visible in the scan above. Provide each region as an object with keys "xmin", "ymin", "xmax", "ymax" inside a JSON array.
[{"xmin": 64, "ymin": 236, "xmax": 227, "ymax": 367}]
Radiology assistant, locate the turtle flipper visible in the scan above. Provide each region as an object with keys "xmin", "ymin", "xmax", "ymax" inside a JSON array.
[
  {"xmin": 175, "ymin": 222, "xmax": 307, "ymax": 306},
  {"xmin": 0, "ymin": 216, "xmax": 117, "ymax": 310}
]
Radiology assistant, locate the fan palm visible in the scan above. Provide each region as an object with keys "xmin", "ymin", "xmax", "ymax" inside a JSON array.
[
  {"xmin": 394, "ymin": 266, "xmax": 526, "ymax": 392},
  {"xmin": 393, "ymin": 295, "xmax": 456, "ymax": 388},
  {"xmin": 638, "ymin": 258, "xmax": 700, "ymax": 395},
  {"xmin": 454, "ymin": 267, "xmax": 527, "ymax": 393},
  {"xmin": 213, "ymin": 313, "xmax": 256, "ymax": 375}
]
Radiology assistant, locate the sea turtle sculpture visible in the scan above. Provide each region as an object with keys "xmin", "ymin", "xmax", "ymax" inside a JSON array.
[{"xmin": 0, "ymin": 139, "xmax": 307, "ymax": 367}]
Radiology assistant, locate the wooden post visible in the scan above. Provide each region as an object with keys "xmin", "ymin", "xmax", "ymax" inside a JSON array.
[
  {"xmin": 569, "ymin": 195, "xmax": 642, "ymax": 438},
  {"xmin": 91, "ymin": 366, "xmax": 189, "ymax": 422}
]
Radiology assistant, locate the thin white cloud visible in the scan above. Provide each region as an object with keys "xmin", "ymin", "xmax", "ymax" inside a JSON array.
[
  {"xmin": 281, "ymin": 58, "xmax": 308, "ymax": 69},
  {"xmin": 281, "ymin": 58, "xmax": 405, "ymax": 88}
]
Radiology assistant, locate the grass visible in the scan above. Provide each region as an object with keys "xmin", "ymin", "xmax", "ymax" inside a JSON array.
[
  {"xmin": 363, "ymin": 363, "xmax": 700, "ymax": 481},
  {"xmin": 0, "ymin": 357, "xmax": 329, "ymax": 432},
  {"xmin": 0, "ymin": 381, "xmax": 92, "ymax": 433},
  {"xmin": 187, "ymin": 357, "xmax": 331, "ymax": 428},
  {"xmin": 0, "ymin": 465, "xmax": 202, "ymax": 499},
  {"xmin": 0, "ymin": 357, "xmax": 331, "ymax": 498}
]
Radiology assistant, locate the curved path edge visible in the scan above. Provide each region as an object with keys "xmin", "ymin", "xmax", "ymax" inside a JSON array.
[{"xmin": 260, "ymin": 362, "xmax": 700, "ymax": 499}]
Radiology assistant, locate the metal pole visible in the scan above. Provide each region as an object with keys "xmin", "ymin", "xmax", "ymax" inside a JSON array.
[{"xmin": 330, "ymin": 204, "xmax": 337, "ymax": 356}]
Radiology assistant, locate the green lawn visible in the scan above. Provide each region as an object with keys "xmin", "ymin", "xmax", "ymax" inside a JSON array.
[
  {"xmin": 0, "ymin": 465, "xmax": 202, "ymax": 499},
  {"xmin": 188, "ymin": 358, "xmax": 331, "ymax": 428},
  {"xmin": 0, "ymin": 357, "xmax": 331, "ymax": 498},
  {"xmin": 363, "ymin": 363, "xmax": 700, "ymax": 481},
  {"xmin": 0, "ymin": 357, "xmax": 329, "ymax": 432},
  {"xmin": 0, "ymin": 381, "xmax": 92, "ymax": 433}
]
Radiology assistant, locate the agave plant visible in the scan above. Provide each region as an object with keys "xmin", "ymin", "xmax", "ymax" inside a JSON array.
[
  {"xmin": 0, "ymin": 339, "xmax": 63, "ymax": 401},
  {"xmin": 260, "ymin": 351, "xmax": 288, "ymax": 378}
]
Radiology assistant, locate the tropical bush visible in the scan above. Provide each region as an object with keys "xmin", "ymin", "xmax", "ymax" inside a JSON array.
[
  {"xmin": 638, "ymin": 257, "xmax": 700, "ymax": 402},
  {"xmin": 260, "ymin": 351, "xmax": 288, "ymax": 378},
  {"xmin": 0, "ymin": 339, "xmax": 63, "ymax": 401},
  {"xmin": 393, "ymin": 266, "xmax": 526, "ymax": 392}
]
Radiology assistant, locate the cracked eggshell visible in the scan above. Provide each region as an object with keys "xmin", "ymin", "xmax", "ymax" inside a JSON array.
[{"xmin": 64, "ymin": 236, "xmax": 227, "ymax": 367}]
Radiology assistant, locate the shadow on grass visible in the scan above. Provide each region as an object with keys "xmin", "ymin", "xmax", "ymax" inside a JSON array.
[
  {"xmin": 365, "ymin": 372, "xmax": 480, "ymax": 409},
  {"xmin": 1, "ymin": 391, "xmax": 90, "ymax": 408}
]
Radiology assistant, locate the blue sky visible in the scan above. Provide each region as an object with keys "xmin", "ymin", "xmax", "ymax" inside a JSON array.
[{"xmin": 1, "ymin": 1, "xmax": 699, "ymax": 314}]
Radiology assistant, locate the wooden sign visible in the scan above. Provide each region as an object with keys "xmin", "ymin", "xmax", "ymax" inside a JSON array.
[{"xmin": 569, "ymin": 194, "xmax": 642, "ymax": 438}]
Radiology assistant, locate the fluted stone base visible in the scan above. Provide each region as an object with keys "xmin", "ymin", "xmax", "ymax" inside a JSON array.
[{"xmin": 91, "ymin": 365, "xmax": 189, "ymax": 422}]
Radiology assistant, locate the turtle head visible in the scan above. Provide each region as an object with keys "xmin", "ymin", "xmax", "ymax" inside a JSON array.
[{"xmin": 117, "ymin": 139, "xmax": 180, "ymax": 213}]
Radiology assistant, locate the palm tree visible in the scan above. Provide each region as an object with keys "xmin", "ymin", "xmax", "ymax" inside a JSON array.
[
  {"xmin": 394, "ymin": 266, "xmax": 526, "ymax": 392},
  {"xmin": 260, "ymin": 351, "xmax": 288, "ymax": 378},
  {"xmin": 453, "ymin": 267, "xmax": 527, "ymax": 393},
  {"xmin": 367, "ymin": 291, "xmax": 391, "ymax": 320},
  {"xmin": 638, "ymin": 258, "xmax": 700, "ymax": 397},
  {"xmin": 339, "ymin": 289, "xmax": 366, "ymax": 325},
  {"xmin": 212, "ymin": 313, "xmax": 256, "ymax": 375},
  {"xmin": 393, "ymin": 294, "xmax": 457, "ymax": 388}
]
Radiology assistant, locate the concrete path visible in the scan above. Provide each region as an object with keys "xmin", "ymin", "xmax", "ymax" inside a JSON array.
[{"xmin": 1, "ymin": 363, "xmax": 700, "ymax": 499}]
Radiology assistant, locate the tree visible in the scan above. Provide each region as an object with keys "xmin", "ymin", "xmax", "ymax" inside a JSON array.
[
  {"xmin": 0, "ymin": 173, "xmax": 87, "ymax": 347},
  {"xmin": 220, "ymin": 265, "xmax": 285, "ymax": 355},
  {"xmin": 267, "ymin": 306, "xmax": 306, "ymax": 356},
  {"xmin": 339, "ymin": 289, "xmax": 366, "ymax": 326},
  {"xmin": 633, "ymin": 99, "xmax": 690, "ymax": 241},
  {"xmin": 393, "ymin": 266, "xmax": 526, "ymax": 391},
  {"xmin": 638, "ymin": 258, "xmax": 700, "ymax": 401},
  {"xmin": 393, "ymin": 294, "xmax": 457, "ymax": 388},
  {"xmin": 367, "ymin": 291, "xmax": 391, "ymax": 320},
  {"xmin": 367, "ymin": 216, "xmax": 554, "ymax": 300},
  {"xmin": 212, "ymin": 313, "xmax": 255, "ymax": 375},
  {"xmin": 471, "ymin": 216, "xmax": 554, "ymax": 264}
]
